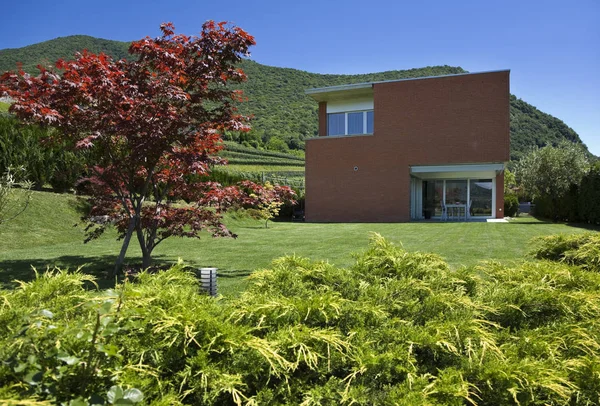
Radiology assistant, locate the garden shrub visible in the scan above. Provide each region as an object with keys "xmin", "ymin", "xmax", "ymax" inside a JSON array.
[
  {"xmin": 530, "ymin": 164, "xmax": 600, "ymax": 224},
  {"xmin": 533, "ymin": 185, "xmax": 580, "ymax": 222},
  {"xmin": 2, "ymin": 236, "xmax": 600, "ymax": 404},
  {"xmin": 531, "ymin": 232, "xmax": 600, "ymax": 272},
  {"xmin": 503, "ymin": 193, "xmax": 519, "ymax": 217},
  {"xmin": 578, "ymin": 162, "xmax": 600, "ymax": 225}
]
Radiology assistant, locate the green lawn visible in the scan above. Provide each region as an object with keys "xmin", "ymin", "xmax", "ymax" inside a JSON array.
[
  {"xmin": 1, "ymin": 190, "xmax": 597, "ymax": 295},
  {"xmin": 0, "ymin": 102, "xmax": 10, "ymax": 113}
]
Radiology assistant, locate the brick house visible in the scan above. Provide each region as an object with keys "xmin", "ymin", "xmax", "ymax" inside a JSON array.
[{"xmin": 305, "ymin": 70, "xmax": 510, "ymax": 222}]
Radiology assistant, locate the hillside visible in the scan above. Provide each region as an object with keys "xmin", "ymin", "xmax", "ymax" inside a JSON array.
[
  {"xmin": 0, "ymin": 35, "xmax": 130, "ymax": 73},
  {"xmin": 0, "ymin": 35, "xmax": 587, "ymax": 160}
]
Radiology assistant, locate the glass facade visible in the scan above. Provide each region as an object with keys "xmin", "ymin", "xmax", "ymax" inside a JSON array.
[
  {"xmin": 469, "ymin": 179, "xmax": 493, "ymax": 217},
  {"xmin": 445, "ymin": 180, "xmax": 467, "ymax": 205},
  {"xmin": 421, "ymin": 178, "xmax": 493, "ymax": 219}
]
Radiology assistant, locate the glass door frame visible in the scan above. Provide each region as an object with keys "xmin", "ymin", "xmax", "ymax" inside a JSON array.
[{"xmin": 420, "ymin": 177, "xmax": 495, "ymax": 220}]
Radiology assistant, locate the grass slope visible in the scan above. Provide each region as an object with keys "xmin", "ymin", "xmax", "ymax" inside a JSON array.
[
  {"xmin": 0, "ymin": 36, "xmax": 589, "ymax": 160},
  {"xmin": 1, "ymin": 191, "xmax": 597, "ymax": 296}
]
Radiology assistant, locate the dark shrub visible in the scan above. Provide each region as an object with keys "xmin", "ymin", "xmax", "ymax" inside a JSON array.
[
  {"xmin": 504, "ymin": 193, "xmax": 519, "ymax": 217},
  {"xmin": 578, "ymin": 162, "xmax": 600, "ymax": 225}
]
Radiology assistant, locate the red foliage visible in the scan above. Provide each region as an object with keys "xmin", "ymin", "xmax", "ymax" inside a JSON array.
[
  {"xmin": 234, "ymin": 180, "xmax": 297, "ymax": 209},
  {"xmin": 0, "ymin": 22, "xmax": 263, "ymax": 270}
]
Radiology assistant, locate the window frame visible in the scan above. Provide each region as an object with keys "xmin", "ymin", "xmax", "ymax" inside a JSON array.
[{"xmin": 326, "ymin": 110, "xmax": 374, "ymax": 136}]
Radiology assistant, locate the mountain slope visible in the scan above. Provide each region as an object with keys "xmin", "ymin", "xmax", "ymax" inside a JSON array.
[
  {"xmin": 0, "ymin": 35, "xmax": 587, "ymax": 160},
  {"xmin": 0, "ymin": 35, "xmax": 130, "ymax": 73}
]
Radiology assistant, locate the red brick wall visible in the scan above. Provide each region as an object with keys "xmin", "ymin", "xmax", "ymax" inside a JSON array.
[{"xmin": 306, "ymin": 71, "xmax": 510, "ymax": 222}]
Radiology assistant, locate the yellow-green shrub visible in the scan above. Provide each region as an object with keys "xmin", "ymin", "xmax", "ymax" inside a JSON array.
[{"xmin": 2, "ymin": 236, "xmax": 600, "ymax": 405}]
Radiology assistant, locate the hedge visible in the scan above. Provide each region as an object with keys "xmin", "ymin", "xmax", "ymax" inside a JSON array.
[{"xmin": 2, "ymin": 235, "xmax": 600, "ymax": 404}]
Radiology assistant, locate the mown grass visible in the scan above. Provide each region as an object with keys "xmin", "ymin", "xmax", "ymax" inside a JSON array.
[
  {"xmin": 1, "ymin": 190, "xmax": 597, "ymax": 295},
  {"xmin": 0, "ymin": 102, "xmax": 10, "ymax": 113}
]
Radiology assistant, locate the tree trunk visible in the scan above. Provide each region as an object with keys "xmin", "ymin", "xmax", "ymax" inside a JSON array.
[
  {"xmin": 142, "ymin": 251, "xmax": 152, "ymax": 269},
  {"xmin": 136, "ymin": 225, "xmax": 153, "ymax": 269},
  {"xmin": 111, "ymin": 216, "xmax": 137, "ymax": 277}
]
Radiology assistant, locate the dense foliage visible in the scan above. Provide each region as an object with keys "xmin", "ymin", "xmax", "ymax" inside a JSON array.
[
  {"xmin": 577, "ymin": 161, "xmax": 600, "ymax": 224},
  {"xmin": 517, "ymin": 141, "xmax": 590, "ymax": 220},
  {"xmin": 509, "ymin": 96, "xmax": 584, "ymax": 160},
  {"xmin": 503, "ymin": 193, "xmax": 519, "ymax": 217},
  {"xmin": 0, "ymin": 115, "xmax": 304, "ymax": 193},
  {"xmin": 529, "ymin": 161, "xmax": 600, "ymax": 224},
  {"xmin": 2, "ymin": 234, "xmax": 600, "ymax": 405},
  {"xmin": 0, "ymin": 35, "xmax": 130, "ymax": 74},
  {"xmin": 531, "ymin": 232, "xmax": 600, "ymax": 272},
  {"xmin": 0, "ymin": 36, "xmax": 590, "ymax": 158},
  {"xmin": 0, "ymin": 115, "xmax": 87, "ymax": 190},
  {"xmin": 0, "ymin": 22, "xmax": 269, "ymax": 273}
]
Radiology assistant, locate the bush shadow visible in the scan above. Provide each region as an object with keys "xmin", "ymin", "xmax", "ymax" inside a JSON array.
[
  {"xmin": 1, "ymin": 254, "xmax": 174, "ymax": 290},
  {"xmin": 68, "ymin": 196, "xmax": 92, "ymax": 217}
]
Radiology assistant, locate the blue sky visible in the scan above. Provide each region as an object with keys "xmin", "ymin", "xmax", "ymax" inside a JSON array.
[{"xmin": 2, "ymin": 0, "xmax": 599, "ymax": 155}]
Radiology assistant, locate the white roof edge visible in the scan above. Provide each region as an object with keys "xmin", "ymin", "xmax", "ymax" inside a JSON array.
[
  {"xmin": 305, "ymin": 69, "xmax": 510, "ymax": 95},
  {"xmin": 305, "ymin": 82, "xmax": 372, "ymax": 95},
  {"xmin": 411, "ymin": 163, "xmax": 505, "ymax": 173}
]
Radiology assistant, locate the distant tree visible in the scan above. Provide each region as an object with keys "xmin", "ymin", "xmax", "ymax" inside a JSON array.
[
  {"xmin": 239, "ymin": 181, "xmax": 294, "ymax": 228},
  {"xmin": 1, "ymin": 22, "xmax": 260, "ymax": 274},
  {"xmin": 266, "ymin": 137, "xmax": 289, "ymax": 153},
  {"xmin": 0, "ymin": 166, "xmax": 32, "ymax": 227},
  {"xmin": 516, "ymin": 141, "xmax": 589, "ymax": 219}
]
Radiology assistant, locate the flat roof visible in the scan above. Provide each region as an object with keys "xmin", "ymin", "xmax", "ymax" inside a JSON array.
[{"xmin": 305, "ymin": 69, "xmax": 510, "ymax": 101}]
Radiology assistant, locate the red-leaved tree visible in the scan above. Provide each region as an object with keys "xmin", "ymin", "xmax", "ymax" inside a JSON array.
[{"xmin": 1, "ymin": 22, "xmax": 294, "ymax": 274}]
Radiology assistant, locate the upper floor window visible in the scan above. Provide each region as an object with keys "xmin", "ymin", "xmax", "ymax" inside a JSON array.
[{"xmin": 327, "ymin": 110, "xmax": 374, "ymax": 136}]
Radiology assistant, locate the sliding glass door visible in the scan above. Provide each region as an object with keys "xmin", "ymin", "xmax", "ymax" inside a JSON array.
[
  {"xmin": 445, "ymin": 180, "xmax": 467, "ymax": 205},
  {"xmin": 469, "ymin": 179, "xmax": 493, "ymax": 217},
  {"xmin": 420, "ymin": 178, "xmax": 494, "ymax": 219}
]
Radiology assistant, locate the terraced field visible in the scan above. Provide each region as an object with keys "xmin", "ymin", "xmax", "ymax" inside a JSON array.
[{"xmin": 218, "ymin": 142, "xmax": 305, "ymax": 190}]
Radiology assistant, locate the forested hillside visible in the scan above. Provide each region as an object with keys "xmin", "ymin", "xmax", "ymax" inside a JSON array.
[
  {"xmin": 0, "ymin": 35, "xmax": 588, "ymax": 160},
  {"xmin": 0, "ymin": 35, "xmax": 130, "ymax": 73}
]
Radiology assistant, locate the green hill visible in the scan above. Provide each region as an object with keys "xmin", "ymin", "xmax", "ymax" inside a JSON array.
[
  {"xmin": 0, "ymin": 35, "xmax": 130, "ymax": 73},
  {"xmin": 0, "ymin": 35, "xmax": 587, "ymax": 160}
]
